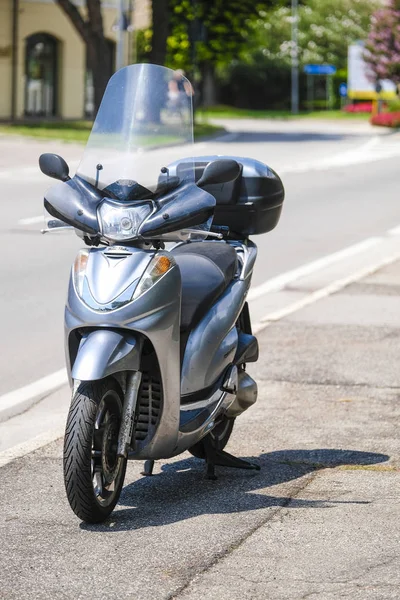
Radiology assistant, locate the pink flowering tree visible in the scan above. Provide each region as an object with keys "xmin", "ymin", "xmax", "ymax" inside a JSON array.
[{"xmin": 364, "ymin": 0, "xmax": 400, "ymax": 86}]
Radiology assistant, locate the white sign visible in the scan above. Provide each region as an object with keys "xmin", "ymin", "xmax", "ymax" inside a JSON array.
[{"xmin": 348, "ymin": 43, "xmax": 396, "ymax": 99}]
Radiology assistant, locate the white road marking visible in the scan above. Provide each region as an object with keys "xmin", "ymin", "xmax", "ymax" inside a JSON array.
[
  {"xmin": 18, "ymin": 215, "xmax": 44, "ymax": 225},
  {"xmin": 0, "ymin": 369, "xmax": 67, "ymax": 424},
  {"xmin": 248, "ymin": 236, "xmax": 382, "ymax": 301},
  {"xmin": 279, "ymin": 135, "xmax": 400, "ymax": 174},
  {"xmin": 387, "ymin": 225, "xmax": 400, "ymax": 236},
  {"xmin": 253, "ymin": 250, "xmax": 400, "ymax": 333},
  {"xmin": 0, "ymin": 427, "xmax": 65, "ymax": 468}
]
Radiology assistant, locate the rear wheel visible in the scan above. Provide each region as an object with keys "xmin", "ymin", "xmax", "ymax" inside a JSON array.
[
  {"xmin": 63, "ymin": 378, "xmax": 127, "ymax": 523},
  {"xmin": 188, "ymin": 416, "xmax": 235, "ymax": 459}
]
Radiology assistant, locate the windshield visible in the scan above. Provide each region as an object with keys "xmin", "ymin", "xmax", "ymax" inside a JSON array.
[{"xmin": 76, "ymin": 64, "xmax": 195, "ymax": 197}]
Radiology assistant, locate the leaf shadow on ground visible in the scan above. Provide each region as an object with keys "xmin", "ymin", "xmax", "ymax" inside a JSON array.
[{"xmin": 80, "ymin": 448, "xmax": 389, "ymax": 532}]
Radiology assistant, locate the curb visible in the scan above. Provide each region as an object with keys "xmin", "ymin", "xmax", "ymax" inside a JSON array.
[{"xmin": 0, "ymin": 369, "xmax": 68, "ymax": 423}]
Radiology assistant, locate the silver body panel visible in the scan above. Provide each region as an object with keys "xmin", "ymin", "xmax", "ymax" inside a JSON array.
[
  {"xmin": 181, "ymin": 284, "xmax": 245, "ymax": 395},
  {"xmin": 71, "ymin": 329, "xmax": 141, "ymax": 381},
  {"xmin": 64, "ymin": 240, "xmax": 257, "ymax": 460}
]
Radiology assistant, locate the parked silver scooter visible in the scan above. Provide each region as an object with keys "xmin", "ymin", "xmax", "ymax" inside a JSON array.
[{"xmin": 39, "ymin": 64, "xmax": 285, "ymax": 523}]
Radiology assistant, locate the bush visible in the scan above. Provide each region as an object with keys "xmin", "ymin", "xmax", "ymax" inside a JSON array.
[
  {"xmin": 218, "ymin": 57, "xmax": 309, "ymax": 110},
  {"xmin": 386, "ymin": 98, "xmax": 400, "ymax": 113},
  {"xmin": 370, "ymin": 112, "xmax": 400, "ymax": 127},
  {"xmin": 343, "ymin": 102, "xmax": 373, "ymax": 113}
]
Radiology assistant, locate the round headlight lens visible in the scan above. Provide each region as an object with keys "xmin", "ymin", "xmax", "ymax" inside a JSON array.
[{"xmin": 98, "ymin": 201, "xmax": 152, "ymax": 241}]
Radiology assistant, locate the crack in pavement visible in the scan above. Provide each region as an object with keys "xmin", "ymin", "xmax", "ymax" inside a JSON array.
[{"xmin": 167, "ymin": 471, "xmax": 318, "ymax": 599}]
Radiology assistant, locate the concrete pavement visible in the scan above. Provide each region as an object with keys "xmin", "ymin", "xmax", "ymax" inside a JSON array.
[{"xmin": 1, "ymin": 255, "xmax": 400, "ymax": 599}]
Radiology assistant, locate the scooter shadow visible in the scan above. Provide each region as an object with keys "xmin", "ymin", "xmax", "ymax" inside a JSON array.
[{"xmin": 80, "ymin": 448, "xmax": 389, "ymax": 532}]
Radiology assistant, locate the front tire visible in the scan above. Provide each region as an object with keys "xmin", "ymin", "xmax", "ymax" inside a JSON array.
[{"xmin": 63, "ymin": 378, "xmax": 127, "ymax": 523}]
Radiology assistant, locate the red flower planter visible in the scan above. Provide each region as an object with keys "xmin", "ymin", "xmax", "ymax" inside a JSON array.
[{"xmin": 370, "ymin": 112, "xmax": 400, "ymax": 127}]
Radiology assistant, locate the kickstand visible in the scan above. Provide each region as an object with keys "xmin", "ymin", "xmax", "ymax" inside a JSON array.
[
  {"xmin": 202, "ymin": 436, "xmax": 260, "ymax": 480},
  {"xmin": 141, "ymin": 459, "xmax": 155, "ymax": 476}
]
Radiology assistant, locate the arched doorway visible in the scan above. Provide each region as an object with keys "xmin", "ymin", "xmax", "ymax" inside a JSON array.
[{"xmin": 25, "ymin": 33, "xmax": 58, "ymax": 117}]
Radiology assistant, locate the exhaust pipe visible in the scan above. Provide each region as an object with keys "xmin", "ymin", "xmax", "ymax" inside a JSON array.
[{"xmin": 225, "ymin": 369, "xmax": 257, "ymax": 418}]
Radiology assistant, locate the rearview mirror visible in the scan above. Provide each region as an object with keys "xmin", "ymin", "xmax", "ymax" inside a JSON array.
[
  {"xmin": 197, "ymin": 159, "xmax": 241, "ymax": 188},
  {"xmin": 39, "ymin": 153, "xmax": 70, "ymax": 182}
]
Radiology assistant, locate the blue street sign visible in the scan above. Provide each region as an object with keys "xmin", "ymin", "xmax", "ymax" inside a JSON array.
[
  {"xmin": 339, "ymin": 83, "xmax": 347, "ymax": 97},
  {"xmin": 304, "ymin": 64, "xmax": 337, "ymax": 75}
]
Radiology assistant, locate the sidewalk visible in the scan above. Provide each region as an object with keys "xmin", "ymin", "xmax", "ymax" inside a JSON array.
[
  {"xmin": 178, "ymin": 259, "xmax": 400, "ymax": 600},
  {"xmin": 1, "ymin": 259, "xmax": 400, "ymax": 599}
]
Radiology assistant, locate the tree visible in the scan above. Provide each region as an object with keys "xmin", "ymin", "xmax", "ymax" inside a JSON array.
[
  {"xmin": 55, "ymin": 0, "xmax": 113, "ymax": 114},
  {"xmin": 247, "ymin": 0, "xmax": 377, "ymax": 71},
  {"xmin": 149, "ymin": 0, "xmax": 169, "ymax": 66},
  {"xmin": 168, "ymin": 0, "xmax": 280, "ymax": 105},
  {"xmin": 137, "ymin": 1, "xmax": 281, "ymax": 106},
  {"xmin": 364, "ymin": 0, "xmax": 400, "ymax": 85}
]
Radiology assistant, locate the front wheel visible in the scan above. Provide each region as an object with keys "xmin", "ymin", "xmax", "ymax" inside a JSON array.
[{"xmin": 63, "ymin": 378, "xmax": 127, "ymax": 523}]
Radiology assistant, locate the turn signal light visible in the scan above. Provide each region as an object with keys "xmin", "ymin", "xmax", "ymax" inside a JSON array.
[
  {"xmin": 132, "ymin": 252, "xmax": 175, "ymax": 300},
  {"xmin": 153, "ymin": 255, "xmax": 171, "ymax": 276}
]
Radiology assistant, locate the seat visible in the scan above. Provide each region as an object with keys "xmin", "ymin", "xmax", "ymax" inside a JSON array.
[{"xmin": 172, "ymin": 242, "xmax": 238, "ymax": 332}]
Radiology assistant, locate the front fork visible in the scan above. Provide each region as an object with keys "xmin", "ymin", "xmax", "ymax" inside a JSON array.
[{"xmin": 117, "ymin": 370, "xmax": 142, "ymax": 458}]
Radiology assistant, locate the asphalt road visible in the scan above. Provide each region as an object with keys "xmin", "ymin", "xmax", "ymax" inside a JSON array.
[{"xmin": 1, "ymin": 119, "xmax": 400, "ymax": 396}]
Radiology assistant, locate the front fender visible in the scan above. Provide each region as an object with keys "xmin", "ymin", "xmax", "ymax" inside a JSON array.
[{"xmin": 71, "ymin": 329, "xmax": 141, "ymax": 381}]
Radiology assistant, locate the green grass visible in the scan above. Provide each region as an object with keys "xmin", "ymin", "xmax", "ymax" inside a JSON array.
[
  {"xmin": 0, "ymin": 120, "xmax": 93, "ymax": 142},
  {"xmin": 0, "ymin": 121, "xmax": 225, "ymax": 143},
  {"xmin": 197, "ymin": 105, "xmax": 371, "ymax": 120}
]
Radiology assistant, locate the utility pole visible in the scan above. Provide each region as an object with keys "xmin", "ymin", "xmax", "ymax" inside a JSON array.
[
  {"xmin": 116, "ymin": 0, "xmax": 125, "ymax": 71},
  {"xmin": 291, "ymin": 0, "xmax": 299, "ymax": 114}
]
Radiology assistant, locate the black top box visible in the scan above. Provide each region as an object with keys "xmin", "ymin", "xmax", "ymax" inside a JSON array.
[{"xmin": 168, "ymin": 155, "xmax": 285, "ymax": 238}]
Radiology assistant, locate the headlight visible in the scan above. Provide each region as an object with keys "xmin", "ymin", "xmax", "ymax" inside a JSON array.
[
  {"xmin": 98, "ymin": 200, "xmax": 152, "ymax": 241},
  {"xmin": 132, "ymin": 252, "xmax": 176, "ymax": 300},
  {"xmin": 73, "ymin": 249, "xmax": 89, "ymax": 296}
]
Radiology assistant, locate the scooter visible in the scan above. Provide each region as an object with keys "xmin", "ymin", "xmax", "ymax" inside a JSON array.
[{"xmin": 39, "ymin": 64, "xmax": 285, "ymax": 523}]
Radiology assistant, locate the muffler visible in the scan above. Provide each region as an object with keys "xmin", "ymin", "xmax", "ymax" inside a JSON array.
[{"xmin": 225, "ymin": 369, "xmax": 257, "ymax": 418}]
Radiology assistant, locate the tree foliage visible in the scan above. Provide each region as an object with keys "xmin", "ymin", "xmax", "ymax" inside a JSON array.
[
  {"xmin": 364, "ymin": 0, "xmax": 400, "ymax": 84},
  {"xmin": 168, "ymin": 0, "xmax": 278, "ymax": 70},
  {"xmin": 247, "ymin": 0, "xmax": 376, "ymax": 71},
  {"xmin": 138, "ymin": 1, "xmax": 281, "ymax": 72}
]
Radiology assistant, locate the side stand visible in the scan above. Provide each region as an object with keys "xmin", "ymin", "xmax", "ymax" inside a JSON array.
[
  {"xmin": 141, "ymin": 459, "xmax": 155, "ymax": 476},
  {"xmin": 202, "ymin": 437, "xmax": 260, "ymax": 480}
]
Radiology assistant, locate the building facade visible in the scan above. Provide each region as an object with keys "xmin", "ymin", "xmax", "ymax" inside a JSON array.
[{"xmin": 0, "ymin": 0, "xmax": 150, "ymax": 120}]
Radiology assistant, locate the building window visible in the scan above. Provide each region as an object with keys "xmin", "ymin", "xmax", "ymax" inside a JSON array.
[{"xmin": 25, "ymin": 33, "xmax": 58, "ymax": 117}]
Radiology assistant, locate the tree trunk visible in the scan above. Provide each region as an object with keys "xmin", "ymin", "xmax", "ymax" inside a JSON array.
[
  {"xmin": 87, "ymin": 35, "xmax": 112, "ymax": 115},
  {"xmin": 202, "ymin": 62, "xmax": 217, "ymax": 107},
  {"xmin": 150, "ymin": 0, "xmax": 169, "ymax": 66},
  {"xmin": 56, "ymin": 0, "xmax": 111, "ymax": 115}
]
